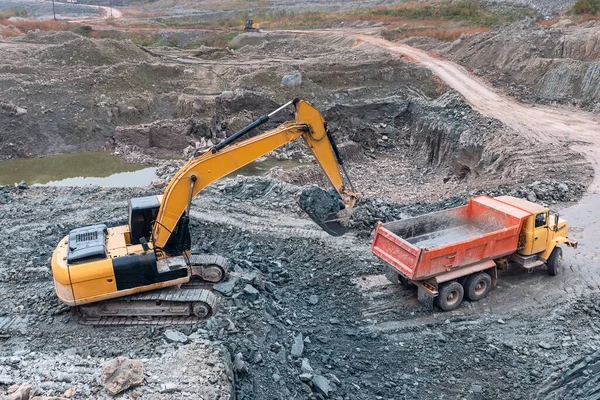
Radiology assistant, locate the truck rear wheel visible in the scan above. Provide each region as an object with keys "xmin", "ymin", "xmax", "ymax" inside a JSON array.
[
  {"xmin": 384, "ymin": 267, "xmax": 400, "ymax": 284},
  {"xmin": 435, "ymin": 281, "xmax": 464, "ymax": 311},
  {"xmin": 547, "ymin": 247, "xmax": 563, "ymax": 276},
  {"xmin": 465, "ymin": 272, "xmax": 492, "ymax": 301}
]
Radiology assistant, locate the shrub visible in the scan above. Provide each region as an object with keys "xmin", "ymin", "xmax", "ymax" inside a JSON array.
[{"xmin": 572, "ymin": 0, "xmax": 600, "ymax": 14}]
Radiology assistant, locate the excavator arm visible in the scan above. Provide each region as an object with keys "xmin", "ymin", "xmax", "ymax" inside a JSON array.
[{"xmin": 152, "ymin": 99, "xmax": 359, "ymax": 253}]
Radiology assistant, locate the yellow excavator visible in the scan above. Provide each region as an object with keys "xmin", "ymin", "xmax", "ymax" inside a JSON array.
[
  {"xmin": 51, "ymin": 99, "xmax": 359, "ymax": 324},
  {"xmin": 244, "ymin": 20, "xmax": 262, "ymax": 32}
]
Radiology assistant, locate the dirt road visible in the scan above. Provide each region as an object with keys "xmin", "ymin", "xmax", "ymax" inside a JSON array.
[
  {"xmin": 39, "ymin": 0, "xmax": 122, "ymax": 19},
  {"xmin": 357, "ymin": 35, "xmax": 600, "ymax": 193},
  {"xmin": 98, "ymin": 5, "xmax": 122, "ymax": 19}
]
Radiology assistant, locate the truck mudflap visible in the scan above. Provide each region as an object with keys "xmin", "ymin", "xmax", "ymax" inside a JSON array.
[{"xmin": 414, "ymin": 280, "xmax": 437, "ymax": 309}]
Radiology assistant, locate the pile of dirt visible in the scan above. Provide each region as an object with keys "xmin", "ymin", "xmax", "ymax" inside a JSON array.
[
  {"xmin": 37, "ymin": 36, "xmax": 152, "ymax": 66},
  {"xmin": 0, "ymin": 31, "xmax": 199, "ymax": 160},
  {"xmin": 536, "ymin": 294, "xmax": 600, "ymax": 399},
  {"xmin": 13, "ymin": 30, "xmax": 83, "ymax": 44},
  {"xmin": 408, "ymin": 19, "xmax": 600, "ymax": 111}
]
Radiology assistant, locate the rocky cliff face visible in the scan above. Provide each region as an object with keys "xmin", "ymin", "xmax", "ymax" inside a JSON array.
[{"xmin": 414, "ymin": 20, "xmax": 600, "ymax": 111}]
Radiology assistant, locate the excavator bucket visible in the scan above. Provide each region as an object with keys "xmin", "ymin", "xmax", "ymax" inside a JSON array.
[{"xmin": 299, "ymin": 186, "xmax": 352, "ymax": 236}]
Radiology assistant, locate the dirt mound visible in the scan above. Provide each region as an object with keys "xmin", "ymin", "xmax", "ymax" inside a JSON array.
[
  {"xmin": 419, "ymin": 20, "xmax": 600, "ymax": 110},
  {"xmin": 114, "ymin": 118, "xmax": 212, "ymax": 154},
  {"xmin": 13, "ymin": 30, "xmax": 82, "ymax": 44},
  {"xmin": 38, "ymin": 36, "xmax": 152, "ymax": 66},
  {"xmin": 193, "ymin": 45, "xmax": 234, "ymax": 59}
]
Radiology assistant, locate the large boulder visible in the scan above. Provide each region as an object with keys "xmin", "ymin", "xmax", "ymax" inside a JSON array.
[{"xmin": 100, "ymin": 357, "xmax": 144, "ymax": 396}]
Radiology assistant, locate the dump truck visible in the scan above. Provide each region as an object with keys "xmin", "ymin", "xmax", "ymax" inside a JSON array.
[{"xmin": 372, "ymin": 195, "xmax": 577, "ymax": 311}]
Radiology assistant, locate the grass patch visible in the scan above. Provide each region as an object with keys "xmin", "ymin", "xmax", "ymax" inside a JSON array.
[
  {"xmin": 0, "ymin": 7, "xmax": 29, "ymax": 19},
  {"xmin": 382, "ymin": 26, "xmax": 489, "ymax": 41},
  {"xmin": 0, "ymin": 19, "xmax": 72, "ymax": 33},
  {"xmin": 571, "ymin": 0, "xmax": 600, "ymax": 14},
  {"xmin": 572, "ymin": 0, "xmax": 600, "ymax": 14}
]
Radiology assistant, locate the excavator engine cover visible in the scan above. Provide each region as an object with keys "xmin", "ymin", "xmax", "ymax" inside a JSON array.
[
  {"xmin": 67, "ymin": 224, "xmax": 108, "ymax": 263},
  {"xmin": 299, "ymin": 186, "xmax": 350, "ymax": 236}
]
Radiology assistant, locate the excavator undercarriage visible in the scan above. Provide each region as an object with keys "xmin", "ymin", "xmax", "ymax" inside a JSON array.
[{"xmin": 74, "ymin": 254, "xmax": 228, "ymax": 325}]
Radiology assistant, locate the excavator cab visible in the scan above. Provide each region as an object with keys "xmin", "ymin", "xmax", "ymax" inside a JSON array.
[{"xmin": 128, "ymin": 196, "xmax": 160, "ymax": 246}]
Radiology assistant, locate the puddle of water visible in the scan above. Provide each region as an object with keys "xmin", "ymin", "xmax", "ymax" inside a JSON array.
[
  {"xmin": 0, "ymin": 152, "xmax": 304, "ymax": 188},
  {"xmin": 41, "ymin": 167, "xmax": 158, "ymax": 188},
  {"xmin": 0, "ymin": 151, "xmax": 155, "ymax": 187}
]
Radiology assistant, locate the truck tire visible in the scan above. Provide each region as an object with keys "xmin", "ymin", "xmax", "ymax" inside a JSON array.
[
  {"xmin": 384, "ymin": 267, "xmax": 400, "ymax": 284},
  {"xmin": 398, "ymin": 275, "xmax": 414, "ymax": 288},
  {"xmin": 465, "ymin": 272, "xmax": 492, "ymax": 301},
  {"xmin": 434, "ymin": 281, "xmax": 464, "ymax": 311},
  {"xmin": 547, "ymin": 247, "xmax": 563, "ymax": 276}
]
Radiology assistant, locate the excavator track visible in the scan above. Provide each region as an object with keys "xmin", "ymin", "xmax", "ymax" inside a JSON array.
[
  {"xmin": 75, "ymin": 287, "xmax": 217, "ymax": 326},
  {"xmin": 73, "ymin": 254, "xmax": 228, "ymax": 325},
  {"xmin": 186, "ymin": 254, "xmax": 229, "ymax": 286}
]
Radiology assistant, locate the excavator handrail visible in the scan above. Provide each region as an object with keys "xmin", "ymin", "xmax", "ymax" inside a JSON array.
[{"xmin": 151, "ymin": 99, "xmax": 359, "ymax": 252}]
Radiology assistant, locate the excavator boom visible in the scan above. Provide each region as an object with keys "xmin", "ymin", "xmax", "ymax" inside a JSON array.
[{"xmin": 152, "ymin": 99, "xmax": 358, "ymax": 252}]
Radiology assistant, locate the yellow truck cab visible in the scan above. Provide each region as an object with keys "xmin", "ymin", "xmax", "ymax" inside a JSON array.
[{"xmin": 496, "ymin": 196, "xmax": 577, "ymax": 274}]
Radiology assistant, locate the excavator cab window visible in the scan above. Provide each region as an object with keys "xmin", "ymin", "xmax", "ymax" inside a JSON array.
[{"xmin": 129, "ymin": 196, "xmax": 160, "ymax": 245}]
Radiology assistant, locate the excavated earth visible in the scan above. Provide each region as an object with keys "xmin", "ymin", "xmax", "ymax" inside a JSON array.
[
  {"xmin": 405, "ymin": 19, "xmax": 600, "ymax": 112},
  {"xmin": 0, "ymin": 29, "xmax": 599, "ymax": 400}
]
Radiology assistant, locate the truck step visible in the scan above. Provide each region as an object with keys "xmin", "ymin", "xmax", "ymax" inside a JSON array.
[
  {"xmin": 512, "ymin": 253, "xmax": 545, "ymax": 269},
  {"xmin": 521, "ymin": 260, "xmax": 546, "ymax": 269}
]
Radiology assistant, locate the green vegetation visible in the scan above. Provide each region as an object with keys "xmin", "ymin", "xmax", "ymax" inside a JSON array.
[
  {"xmin": 572, "ymin": 0, "xmax": 600, "ymax": 14},
  {"xmin": 0, "ymin": 7, "xmax": 29, "ymax": 19},
  {"xmin": 154, "ymin": 1, "xmax": 533, "ymax": 31},
  {"xmin": 350, "ymin": 0, "xmax": 532, "ymax": 27}
]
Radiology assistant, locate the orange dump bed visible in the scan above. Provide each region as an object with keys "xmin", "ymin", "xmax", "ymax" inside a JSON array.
[{"xmin": 372, "ymin": 196, "xmax": 532, "ymax": 281}]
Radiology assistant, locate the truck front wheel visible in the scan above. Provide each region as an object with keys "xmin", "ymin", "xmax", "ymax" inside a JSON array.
[
  {"xmin": 465, "ymin": 272, "xmax": 492, "ymax": 301},
  {"xmin": 547, "ymin": 247, "xmax": 563, "ymax": 276},
  {"xmin": 435, "ymin": 281, "xmax": 464, "ymax": 311}
]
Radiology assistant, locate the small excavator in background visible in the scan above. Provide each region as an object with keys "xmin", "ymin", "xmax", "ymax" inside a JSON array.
[
  {"xmin": 244, "ymin": 19, "xmax": 263, "ymax": 32},
  {"xmin": 52, "ymin": 99, "xmax": 359, "ymax": 324}
]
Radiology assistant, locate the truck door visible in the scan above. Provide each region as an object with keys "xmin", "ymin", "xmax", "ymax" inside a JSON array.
[{"xmin": 532, "ymin": 212, "xmax": 549, "ymax": 254}]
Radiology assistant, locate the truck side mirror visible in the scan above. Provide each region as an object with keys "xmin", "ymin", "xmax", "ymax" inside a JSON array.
[{"xmin": 554, "ymin": 213, "xmax": 559, "ymax": 231}]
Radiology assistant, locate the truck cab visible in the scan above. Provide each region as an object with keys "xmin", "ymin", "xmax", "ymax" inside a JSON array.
[{"xmin": 496, "ymin": 196, "xmax": 576, "ymax": 268}]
